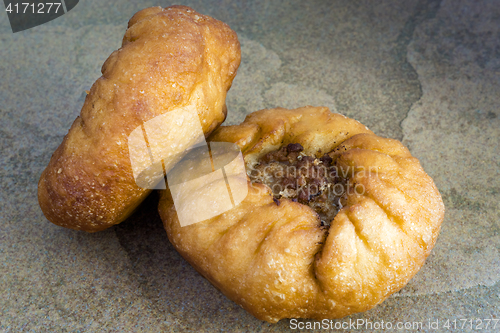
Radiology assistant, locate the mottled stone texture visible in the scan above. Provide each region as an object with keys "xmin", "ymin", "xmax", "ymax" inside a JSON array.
[{"xmin": 1, "ymin": 0, "xmax": 499, "ymax": 332}]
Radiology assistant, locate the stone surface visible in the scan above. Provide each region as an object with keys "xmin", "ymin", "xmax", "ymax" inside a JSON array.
[{"xmin": 1, "ymin": 0, "xmax": 499, "ymax": 332}]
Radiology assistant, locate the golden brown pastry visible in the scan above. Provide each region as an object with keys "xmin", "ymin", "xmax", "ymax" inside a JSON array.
[
  {"xmin": 38, "ymin": 6, "xmax": 241, "ymax": 232},
  {"xmin": 158, "ymin": 106, "xmax": 445, "ymax": 323}
]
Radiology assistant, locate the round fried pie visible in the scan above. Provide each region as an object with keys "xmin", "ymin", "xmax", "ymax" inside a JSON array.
[{"xmin": 158, "ymin": 106, "xmax": 445, "ymax": 323}]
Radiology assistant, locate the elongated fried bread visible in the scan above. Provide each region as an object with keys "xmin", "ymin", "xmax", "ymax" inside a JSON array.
[
  {"xmin": 158, "ymin": 106, "xmax": 445, "ymax": 323},
  {"xmin": 38, "ymin": 6, "xmax": 241, "ymax": 232}
]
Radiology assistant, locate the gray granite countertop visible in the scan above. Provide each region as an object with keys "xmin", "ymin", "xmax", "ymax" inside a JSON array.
[{"xmin": 1, "ymin": 0, "xmax": 499, "ymax": 332}]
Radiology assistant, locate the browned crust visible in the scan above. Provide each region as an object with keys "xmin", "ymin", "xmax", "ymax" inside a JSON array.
[
  {"xmin": 38, "ymin": 6, "xmax": 241, "ymax": 232},
  {"xmin": 158, "ymin": 106, "xmax": 445, "ymax": 322}
]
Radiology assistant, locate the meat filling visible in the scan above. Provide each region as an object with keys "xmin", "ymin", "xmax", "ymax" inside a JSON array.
[{"xmin": 248, "ymin": 143, "xmax": 346, "ymax": 225}]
